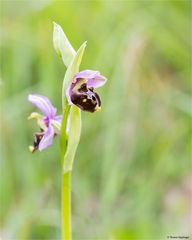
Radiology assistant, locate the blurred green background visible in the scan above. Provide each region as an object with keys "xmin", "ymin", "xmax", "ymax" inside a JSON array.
[{"xmin": 0, "ymin": 1, "xmax": 191, "ymax": 239}]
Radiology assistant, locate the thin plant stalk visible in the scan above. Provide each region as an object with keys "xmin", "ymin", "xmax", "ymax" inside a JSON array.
[
  {"xmin": 60, "ymin": 105, "xmax": 71, "ymax": 240},
  {"xmin": 61, "ymin": 171, "xmax": 71, "ymax": 240}
]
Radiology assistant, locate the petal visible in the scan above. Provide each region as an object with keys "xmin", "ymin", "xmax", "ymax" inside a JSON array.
[
  {"xmin": 38, "ymin": 124, "xmax": 55, "ymax": 151},
  {"xmin": 73, "ymin": 70, "xmax": 107, "ymax": 88},
  {"xmin": 28, "ymin": 94, "xmax": 57, "ymax": 118},
  {"xmin": 66, "ymin": 86, "xmax": 73, "ymax": 105},
  {"xmin": 73, "ymin": 70, "xmax": 99, "ymax": 81},
  {"xmin": 87, "ymin": 76, "xmax": 107, "ymax": 88},
  {"xmin": 51, "ymin": 119, "xmax": 61, "ymax": 134},
  {"xmin": 28, "ymin": 112, "xmax": 43, "ymax": 120},
  {"xmin": 54, "ymin": 115, "xmax": 62, "ymax": 122},
  {"xmin": 28, "ymin": 112, "xmax": 47, "ymax": 131}
]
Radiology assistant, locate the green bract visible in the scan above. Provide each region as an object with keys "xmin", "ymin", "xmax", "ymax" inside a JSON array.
[
  {"xmin": 63, "ymin": 105, "xmax": 81, "ymax": 173},
  {"xmin": 53, "ymin": 22, "xmax": 76, "ymax": 67}
]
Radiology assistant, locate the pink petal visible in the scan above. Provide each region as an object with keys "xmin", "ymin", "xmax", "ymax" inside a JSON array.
[
  {"xmin": 38, "ymin": 124, "xmax": 55, "ymax": 151},
  {"xmin": 28, "ymin": 94, "xmax": 57, "ymax": 118},
  {"xmin": 73, "ymin": 70, "xmax": 107, "ymax": 88},
  {"xmin": 66, "ymin": 85, "xmax": 73, "ymax": 105},
  {"xmin": 54, "ymin": 115, "xmax": 62, "ymax": 122}
]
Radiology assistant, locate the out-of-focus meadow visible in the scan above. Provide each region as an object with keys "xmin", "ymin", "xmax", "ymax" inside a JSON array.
[{"xmin": 0, "ymin": 1, "xmax": 191, "ymax": 239}]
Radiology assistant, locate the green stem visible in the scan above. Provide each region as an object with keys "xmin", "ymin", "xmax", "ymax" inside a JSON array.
[
  {"xmin": 61, "ymin": 171, "xmax": 72, "ymax": 240},
  {"xmin": 60, "ymin": 104, "xmax": 72, "ymax": 240},
  {"xmin": 60, "ymin": 104, "xmax": 70, "ymax": 161}
]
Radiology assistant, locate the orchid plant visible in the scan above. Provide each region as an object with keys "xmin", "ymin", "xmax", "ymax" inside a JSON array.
[{"xmin": 28, "ymin": 22, "xmax": 107, "ymax": 240}]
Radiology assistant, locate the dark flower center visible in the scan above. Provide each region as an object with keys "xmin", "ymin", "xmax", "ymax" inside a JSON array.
[
  {"xmin": 70, "ymin": 80, "xmax": 101, "ymax": 113},
  {"xmin": 31, "ymin": 130, "xmax": 44, "ymax": 153}
]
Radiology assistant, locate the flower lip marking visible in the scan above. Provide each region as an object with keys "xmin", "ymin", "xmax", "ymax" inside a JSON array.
[
  {"xmin": 66, "ymin": 70, "xmax": 107, "ymax": 113},
  {"xmin": 70, "ymin": 80, "xmax": 101, "ymax": 112},
  {"xmin": 28, "ymin": 94, "xmax": 62, "ymax": 152},
  {"xmin": 30, "ymin": 130, "xmax": 44, "ymax": 153}
]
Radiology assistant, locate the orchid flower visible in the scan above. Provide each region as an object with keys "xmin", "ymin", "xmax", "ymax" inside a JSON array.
[
  {"xmin": 66, "ymin": 70, "xmax": 107, "ymax": 112},
  {"xmin": 28, "ymin": 94, "xmax": 62, "ymax": 152}
]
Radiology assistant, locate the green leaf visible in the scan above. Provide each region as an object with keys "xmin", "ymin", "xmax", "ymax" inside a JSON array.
[
  {"xmin": 63, "ymin": 105, "xmax": 81, "ymax": 173},
  {"xmin": 62, "ymin": 41, "xmax": 87, "ymax": 109},
  {"xmin": 53, "ymin": 22, "xmax": 76, "ymax": 67}
]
